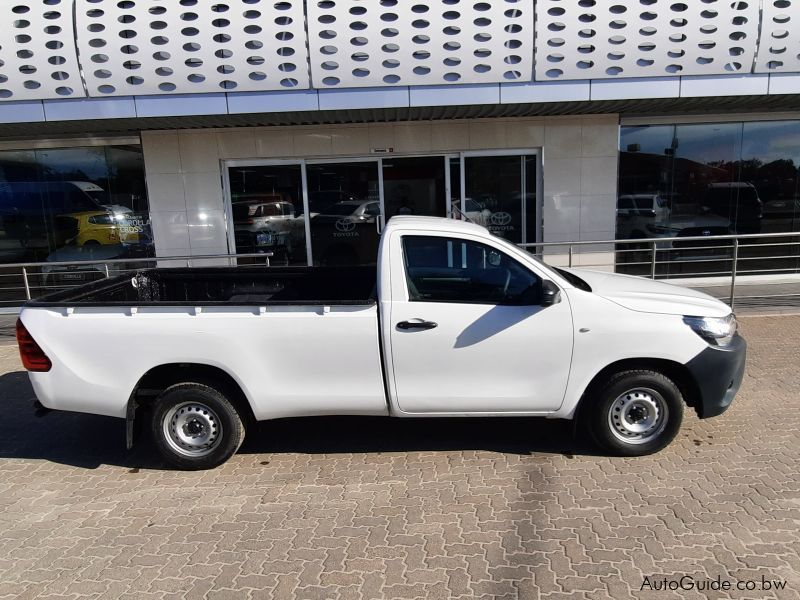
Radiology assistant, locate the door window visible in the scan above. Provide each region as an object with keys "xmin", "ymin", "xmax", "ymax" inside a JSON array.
[{"xmin": 402, "ymin": 235, "xmax": 541, "ymax": 305}]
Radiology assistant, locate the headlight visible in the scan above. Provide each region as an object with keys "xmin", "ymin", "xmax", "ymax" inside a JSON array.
[{"xmin": 683, "ymin": 314, "xmax": 737, "ymax": 346}]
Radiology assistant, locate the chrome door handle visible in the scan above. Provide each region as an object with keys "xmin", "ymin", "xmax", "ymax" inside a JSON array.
[{"xmin": 396, "ymin": 320, "xmax": 438, "ymax": 330}]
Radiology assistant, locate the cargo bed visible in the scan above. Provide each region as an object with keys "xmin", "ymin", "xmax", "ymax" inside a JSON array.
[{"xmin": 25, "ymin": 266, "xmax": 377, "ymax": 307}]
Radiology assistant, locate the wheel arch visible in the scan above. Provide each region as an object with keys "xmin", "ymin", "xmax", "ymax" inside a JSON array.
[
  {"xmin": 575, "ymin": 357, "xmax": 701, "ymax": 419},
  {"xmin": 126, "ymin": 362, "xmax": 256, "ymax": 449}
]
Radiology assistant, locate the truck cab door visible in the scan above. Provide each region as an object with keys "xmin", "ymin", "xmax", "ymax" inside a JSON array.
[{"xmin": 383, "ymin": 233, "xmax": 574, "ymax": 414}]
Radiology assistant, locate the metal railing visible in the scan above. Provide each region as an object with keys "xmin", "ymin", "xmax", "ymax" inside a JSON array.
[
  {"xmin": 521, "ymin": 230, "xmax": 800, "ymax": 311},
  {"xmin": 1, "ymin": 231, "xmax": 799, "ymax": 311},
  {"xmin": 0, "ymin": 251, "xmax": 273, "ymax": 310}
]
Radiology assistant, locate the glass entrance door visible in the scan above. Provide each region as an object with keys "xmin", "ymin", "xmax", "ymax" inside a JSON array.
[
  {"xmin": 460, "ymin": 152, "xmax": 539, "ymax": 245},
  {"xmin": 225, "ymin": 152, "xmax": 540, "ymax": 266},
  {"xmin": 382, "ymin": 156, "xmax": 449, "ymax": 220},
  {"xmin": 228, "ymin": 163, "xmax": 306, "ymax": 265},
  {"xmin": 305, "ymin": 160, "xmax": 382, "ymax": 266}
]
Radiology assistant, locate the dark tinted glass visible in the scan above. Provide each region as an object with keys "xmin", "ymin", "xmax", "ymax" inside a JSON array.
[
  {"xmin": 228, "ymin": 164, "xmax": 306, "ymax": 266},
  {"xmin": 742, "ymin": 121, "xmax": 800, "ymax": 232},
  {"xmin": 617, "ymin": 120, "xmax": 800, "ymax": 276},
  {"xmin": 402, "ymin": 235, "xmax": 540, "ymax": 305},
  {"xmin": 306, "ymin": 162, "xmax": 381, "ymax": 266},
  {"xmin": 464, "ymin": 155, "xmax": 524, "ymax": 244},
  {"xmin": 0, "ymin": 148, "xmax": 152, "ymax": 264},
  {"xmin": 0, "ymin": 145, "xmax": 153, "ymax": 304},
  {"xmin": 382, "ymin": 156, "xmax": 447, "ymax": 219}
]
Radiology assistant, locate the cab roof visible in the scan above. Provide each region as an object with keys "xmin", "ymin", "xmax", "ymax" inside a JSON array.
[{"xmin": 383, "ymin": 215, "xmax": 488, "ymax": 235}]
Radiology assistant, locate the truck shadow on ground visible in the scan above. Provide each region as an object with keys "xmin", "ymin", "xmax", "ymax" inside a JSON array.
[{"xmin": 0, "ymin": 370, "xmax": 599, "ymax": 471}]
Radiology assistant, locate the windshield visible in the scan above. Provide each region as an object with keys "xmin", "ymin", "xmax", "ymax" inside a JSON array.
[{"xmin": 487, "ymin": 230, "xmax": 593, "ymax": 292}]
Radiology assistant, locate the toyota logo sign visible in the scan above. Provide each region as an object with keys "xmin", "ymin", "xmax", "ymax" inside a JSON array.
[
  {"xmin": 335, "ymin": 218, "xmax": 356, "ymax": 233},
  {"xmin": 489, "ymin": 212, "xmax": 512, "ymax": 226}
]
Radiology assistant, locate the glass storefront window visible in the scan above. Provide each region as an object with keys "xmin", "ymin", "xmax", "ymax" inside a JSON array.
[
  {"xmin": 0, "ymin": 144, "xmax": 153, "ymax": 299},
  {"xmin": 226, "ymin": 152, "xmax": 541, "ymax": 268},
  {"xmin": 306, "ymin": 161, "xmax": 381, "ymax": 266},
  {"xmin": 462, "ymin": 154, "xmax": 538, "ymax": 245},
  {"xmin": 382, "ymin": 156, "xmax": 447, "ymax": 220},
  {"xmin": 741, "ymin": 121, "xmax": 800, "ymax": 233},
  {"xmin": 617, "ymin": 120, "xmax": 800, "ymax": 276},
  {"xmin": 229, "ymin": 164, "xmax": 306, "ymax": 265}
]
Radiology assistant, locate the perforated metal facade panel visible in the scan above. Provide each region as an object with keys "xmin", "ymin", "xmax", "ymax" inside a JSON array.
[
  {"xmin": 306, "ymin": 0, "xmax": 535, "ymax": 87},
  {"xmin": 0, "ymin": 0, "xmax": 799, "ymax": 105},
  {"xmin": 0, "ymin": 1, "xmax": 84, "ymax": 101},
  {"xmin": 535, "ymin": 0, "xmax": 760, "ymax": 81},
  {"xmin": 75, "ymin": 0, "xmax": 309, "ymax": 96},
  {"xmin": 755, "ymin": 0, "xmax": 800, "ymax": 73}
]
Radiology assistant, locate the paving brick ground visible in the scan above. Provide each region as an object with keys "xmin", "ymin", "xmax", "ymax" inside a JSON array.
[{"xmin": 0, "ymin": 316, "xmax": 798, "ymax": 600}]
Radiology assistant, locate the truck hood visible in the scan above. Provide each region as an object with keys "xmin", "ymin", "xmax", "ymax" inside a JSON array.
[{"xmin": 560, "ymin": 268, "xmax": 731, "ymax": 317}]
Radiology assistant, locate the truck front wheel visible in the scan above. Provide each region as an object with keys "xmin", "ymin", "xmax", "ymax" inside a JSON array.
[
  {"xmin": 584, "ymin": 370, "xmax": 684, "ymax": 456},
  {"xmin": 151, "ymin": 382, "xmax": 245, "ymax": 470}
]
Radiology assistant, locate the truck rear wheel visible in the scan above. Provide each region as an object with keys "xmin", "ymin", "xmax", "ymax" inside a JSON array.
[
  {"xmin": 151, "ymin": 382, "xmax": 245, "ymax": 470},
  {"xmin": 584, "ymin": 370, "xmax": 683, "ymax": 456}
]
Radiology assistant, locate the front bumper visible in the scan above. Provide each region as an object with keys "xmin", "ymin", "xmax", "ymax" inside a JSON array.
[{"xmin": 685, "ymin": 334, "xmax": 747, "ymax": 418}]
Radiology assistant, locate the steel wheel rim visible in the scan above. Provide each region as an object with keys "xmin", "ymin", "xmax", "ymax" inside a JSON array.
[
  {"xmin": 607, "ymin": 388, "xmax": 668, "ymax": 445},
  {"xmin": 162, "ymin": 401, "xmax": 223, "ymax": 458}
]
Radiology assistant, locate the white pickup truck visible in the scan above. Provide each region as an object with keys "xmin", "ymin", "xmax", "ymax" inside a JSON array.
[{"xmin": 17, "ymin": 216, "xmax": 746, "ymax": 469}]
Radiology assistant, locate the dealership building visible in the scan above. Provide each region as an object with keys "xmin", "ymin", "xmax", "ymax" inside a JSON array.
[{"xmin": 1, "ymin": 0, "xmax": 799, "ymax": 295}]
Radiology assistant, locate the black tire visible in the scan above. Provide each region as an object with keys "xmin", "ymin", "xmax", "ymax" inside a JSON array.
[
  {"xmin": 151, "ymin": 382, "xmax": 245, "ymax": 470},
  {"xmin": 582, "ymin": 369, "xmax": 684, "ymax": 456}
]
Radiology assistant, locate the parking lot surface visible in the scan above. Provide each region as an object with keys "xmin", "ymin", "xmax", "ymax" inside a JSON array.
[{"xmin": 0, "ymin": 316, "xmax": 798, "ymax": 599}]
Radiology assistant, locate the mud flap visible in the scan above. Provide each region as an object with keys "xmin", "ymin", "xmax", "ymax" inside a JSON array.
[{"xmin": 125, "ymin": 396, "xmax": 138, "ymax": 450}]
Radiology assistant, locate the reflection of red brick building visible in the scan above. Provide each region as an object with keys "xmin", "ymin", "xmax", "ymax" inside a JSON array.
[
  {"xmin": 619, "ymin": 151, "xmax": 729, "ymax": 201},
  {"xmin": 738, "ymin": 159, "xmax": 800, "ymax": 204},
  {"xmin": 621, "ymin": 150, "xmax": 800, "ymax": 204}
]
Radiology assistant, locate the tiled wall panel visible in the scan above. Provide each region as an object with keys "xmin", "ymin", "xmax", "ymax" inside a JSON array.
[{"xmin": 1, "ymin": 0, "xmax": 799, "ymax": 103}]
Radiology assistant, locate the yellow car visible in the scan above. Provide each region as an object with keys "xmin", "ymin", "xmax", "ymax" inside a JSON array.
[{"xmin": 55, "ymin": 211, "xmax": 139, "ymax": 246}]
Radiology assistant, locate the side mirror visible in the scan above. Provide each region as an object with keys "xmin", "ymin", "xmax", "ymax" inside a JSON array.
[{"xmin": 541, "ymin": 280, "xmax": 561, "ymax": 307}]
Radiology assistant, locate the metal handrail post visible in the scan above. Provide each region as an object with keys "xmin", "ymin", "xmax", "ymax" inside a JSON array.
[
  {"xmin": 104, "ymin": 264, "xmax": 110, "ymax": 278},
  {"xmin": 568, "ymin": 245, "xmax": 573, "ymax": 268},
  {"xmin": 730, "ymin": 238, "xmax": 739, "ymax": 310},
  {"xmin": 22, "ymin": 267, "xmax": 31, "ymax": 300},
  {"xmin": 651, "ymin": 242, "xmax": 657, "ymax": 279}
]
